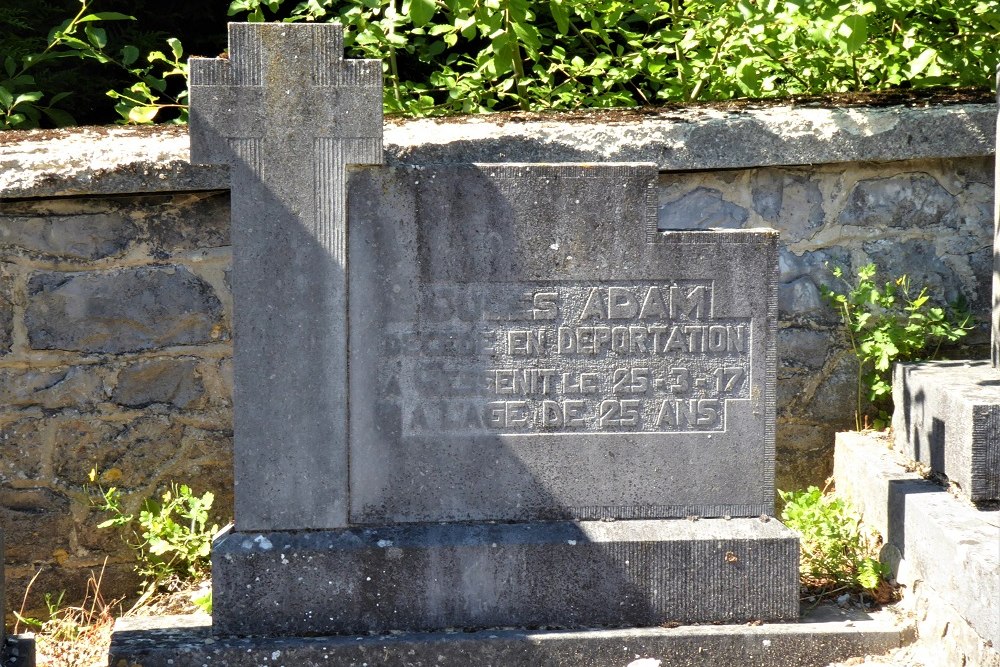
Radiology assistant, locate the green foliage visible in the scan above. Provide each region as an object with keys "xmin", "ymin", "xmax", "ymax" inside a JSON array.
[
  {"xmin": 226, "ymin": 0, "xmax": 1000, "ymax": 117},
  {"xmin": 0, "ymin": 0, "xmax": 188, "ymax": 129},
  {"xmin": 91, "ymin": 470, "xmax": 218, "ymax": 594},
  {"xmin": 107, "ymin": 36, "xmax": 189, "ymax": 124},
  {"xmin": 821, "ymin": 263, "xmax": 973, "ymax": 430},
  {"xmin": 779, "ymin": 485, "xmax": 887, "ymax": 595}
]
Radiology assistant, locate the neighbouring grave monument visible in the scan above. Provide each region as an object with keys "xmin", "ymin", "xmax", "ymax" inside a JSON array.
[
  {"xmin": 892, "ymin": 81, "xmax": 1000, "ymax": 505},
  {"xmin": 117, "ymin": 21, "xmax": 806, "ymax": 659}
]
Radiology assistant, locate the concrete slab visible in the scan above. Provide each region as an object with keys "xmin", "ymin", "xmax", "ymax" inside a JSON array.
[
  {"xmin": 834, "ymin": 431, "xmax": 1000, "ymax": 654},
  {"xmin": 892, "ymin": 361, "xmax": 1000, "ymax": 503},
  {"xmin": 212, "ymin": 518, "xmax": 799, "ymax": 636},
  {"xmin": 110, "ymin": 606, "xmax": 912, "ymax": 667}
]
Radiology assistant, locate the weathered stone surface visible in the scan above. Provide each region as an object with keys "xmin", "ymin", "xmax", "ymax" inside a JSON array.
[
  {"xmin": 659, "ymin": 186, "xmax": 748, "ymax": 229},
  {"xmin": 0, "ymin": 269, "xmax": 11, "ymax": 355},
  {"xmin": 212, "ymin": 519, "xmax": 799, "ymax": 636},
  {"xmin": 25, "ymin": 266, "xmax": 226, "ymax": 353},
  {"xmin": 189, "ymin": 22, "xmax": 383, "ymax": 532},
  {"xmin": 51, "ymin": 415, "xmax": 183, "ymax": 488},
  {"xmin": 143, "ymin": 192, "xmax": 230, "ymax": 253},
  {"xmin": 0, "ymin": 487, "xmax": 72, "ymax": 563},
  {"xmin": 751, "ymin": 171, "xmax": 824, "ymax": 243},
  {"xmin": 0, "ymin": 418, "xmax": 46, "ymax": 482},
  {"xmin": 893, "ymin": 361, "xmax": 1000, "ymax": 502},
  {"xmin": 0, "ymin": 213, "xmax": 136, "ymax": 260},
  {"xmin": 0, "ymin": 125, "xmax": 228, "ymax": 198},
  {"xmin": 839, "ymin": 173, "xmax": 958, "ymax": 229},
  {"xmin": 0, "ymin": 367, "xmax": 104, "ymax": 409},
  {"xmin": 834, "ymin": 431, "xmax": 1000, "ymax": 650},
  {"xmin": 348, "ymin": 164, "xmax": 778, "ymax": 523},
  {"xmin": 111, "ymin": 607, "xmax": 912, "ymax": 667},
  {"xmin": 112, "ymin": 358, "xmax": 203, "ymax": 409}
]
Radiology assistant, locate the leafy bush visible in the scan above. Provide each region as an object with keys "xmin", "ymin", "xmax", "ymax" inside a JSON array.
[
  {"xmin": 821, "ymin": 263, "xmax": 973, "ymax": 430},
  {"xmin": 228, "ymin": 0, "xmax": 1000, "ymax": 117},
  {"xmin": 0, "ymin": 0, "xmax": 189, "ymax": 129},
  {"xmin": 779, "ymin": 484, "xmax": 888, "ymax": 598}
]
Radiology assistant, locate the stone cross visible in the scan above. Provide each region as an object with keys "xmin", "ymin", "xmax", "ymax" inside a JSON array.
[{"xmin": 189, "ymin": 23, "xmax": 382, "ymax": 530}]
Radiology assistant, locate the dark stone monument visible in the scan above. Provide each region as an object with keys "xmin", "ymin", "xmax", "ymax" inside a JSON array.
[
  {"xmin": 892, "ymin": 79, "xmax": 1000, "ymax": 504},
  {"xmin": 114, "ymin": 21, "xmax": 807, "ymax": 662}
]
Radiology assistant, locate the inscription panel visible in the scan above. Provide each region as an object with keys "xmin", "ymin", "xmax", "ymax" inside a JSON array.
[
  {"xmin": 347, "ymin": 163, "xmax": 777, "ymax": 524},
  {"xmin": 384, "ymin": 281, "xmax": 750, "ymax": 435}
]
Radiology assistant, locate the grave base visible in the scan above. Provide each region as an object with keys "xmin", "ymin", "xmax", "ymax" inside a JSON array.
[
  {"xmin": 892, "ymin": 360, "xmax": 1000, "ymax": 503},
  {"xmin": 212, "ymin": 518, "xmax": 799, "ymax": 637},
  {"xmin": 109, "ymin": 607, "xmax": 912, "ymax": 667}
]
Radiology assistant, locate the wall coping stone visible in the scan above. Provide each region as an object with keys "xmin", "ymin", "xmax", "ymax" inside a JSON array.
[{"xmin": 0, "ymin": 103, "xmax": 994, "ymax": 199}]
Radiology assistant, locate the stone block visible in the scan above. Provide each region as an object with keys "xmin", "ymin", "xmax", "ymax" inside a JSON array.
[
  {"xmin": 0, "ymin": 367, "xmax": 104, "ymax": 410},
  {"xmin": 839, "ymin": 173, "xmax": 959, "ymax": 230},
  {"xmin": 893, "ymin": 361, "xmax": 1000, "ymax": 502},
  {"xmin": 112, "ymin": 358, "xmax": 203, "ymax": 409},
  {"xmin": 658, "ymin": 186, "xmax": 748, "ymax": 229},
  {"xmin": 0, "ymin": 213, "xmax": 136, "ymax": 260},
  {"xmin": 212, "ymin": 518, "xmax": 799, "ymax": 637},
  {"xmin": 834, "ymin": 431, "xmax": 1000, "ymax": 649},
  {"xmin": 25, "ymin": 266, "xmax": 227, "ymax": 354},
  {"xmin": 111, "ymin": 607, "xmax": 912, "ymax": 667},
  {"xmin": 347, "ymin": 164, "xmax": 778, "ymax": 525}
]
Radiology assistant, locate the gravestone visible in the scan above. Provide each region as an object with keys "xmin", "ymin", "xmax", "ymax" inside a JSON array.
[
  {"xmin": 891, "ymin": 80, "xmax": 1000, "ymax": 504},
  {"xmin": 189, "ymin": 22, "xmax": 798, "ymax": 640}
]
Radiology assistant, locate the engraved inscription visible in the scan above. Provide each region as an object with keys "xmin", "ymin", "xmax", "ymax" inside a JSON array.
[{"xmin": 379, "ymin": 282, "xmax": 751, "ymax": 435}]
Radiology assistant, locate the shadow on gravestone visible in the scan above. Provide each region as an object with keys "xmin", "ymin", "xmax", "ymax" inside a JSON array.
[{"xmin": 157, "ymin": 21, "xmax": 798, "ymax": 641}]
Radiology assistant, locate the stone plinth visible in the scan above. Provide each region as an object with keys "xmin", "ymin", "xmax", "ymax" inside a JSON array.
[
  {"xmin": 892, "ymin": 361, "xmax": 1000, "ymax": 503},
  {"xmin": 212, "ymin": 519, "xmax": 799, "ymax": 637}
]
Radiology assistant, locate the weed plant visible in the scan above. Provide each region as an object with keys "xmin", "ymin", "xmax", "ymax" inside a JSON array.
[
  {"xmin": 90, "ymin": 469, "xmax": 218, "ymax": 604},
  {"xmin": 821, "ymin": 263, "xmax": 973, "ymax": 430},
  {"xmin": 779, "ymin": 483, "xmax": 892, "ymax": 602}
]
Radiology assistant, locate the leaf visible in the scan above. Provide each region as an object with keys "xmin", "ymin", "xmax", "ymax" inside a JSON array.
[
  {"xmin": 13, "ymin": 91, "xmax": 43, "ymax": 105},
  {"xmin": 121, "ymin": 45, "xmax": 140, "ymax": 67},
  {"xmin": 406, "ymin": 0, "xmax": 436, "ymax": 27},
  {"xmin": 908, "ymin": 47, "xmax": 938, "ymax": 79},
  {"xmin": 79, "ymin": 12, "xmax": 135, "ymax": 21},
  {"xmin": 85, "ymin": 25, "xmax": 108, "ymax": 49},
  {"xmin": 167, "ymin": 37, "xmax": 184, "ymax": 61},
  {"xmin": 0, "ymin": 86, "xmax": 12, "ymax": 108},
  {"xmin": 127, "ymin": 105, "xmax": 160, "ymax": 124},
  {"xmin": 549, "ymin": 0, "xmax": 569, "ymax": 34},
  {"xmin": 838, "ymin": 14, "xmax": 868, "ymax": 55}
]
